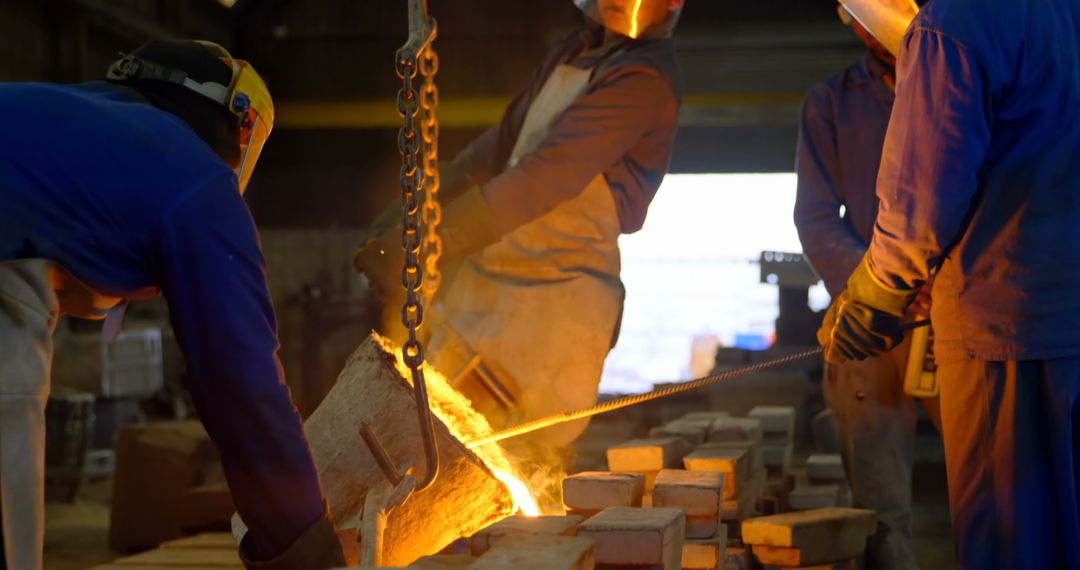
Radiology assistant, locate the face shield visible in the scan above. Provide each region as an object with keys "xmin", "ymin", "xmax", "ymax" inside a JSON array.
[
  {"xmin": 106, "ymin": 40, "xmax": 274, "ymax": 194},
  {"xmin": 573, "ymin": 0, "xmax": 684, "ymax": 40},
  {"xmin": 837, "ymin": 0, "xmax": 920, "ymax": 58},
  {"xmin": 196, "ymin": 42, "xmax": 275, "ymax": 195}
]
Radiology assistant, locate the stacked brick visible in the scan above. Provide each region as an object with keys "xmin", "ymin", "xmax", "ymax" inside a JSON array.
[
  {"xmin": 563, "ymin": 472, "xmax": 646, "ymax": 517},
  {"xmin": 578, "ymin": 506, "xmax": 686, "ymax": 569},
  {"xmin": 741, "ymin": 508, "xmax": 876, "ymax": 569},
  {"xmin": 602, "ymin": 411, "xmax": 780, "ymax": 569},
  {"xmin": 788, "ymin": 454, "xmax": 851, "ymax": 511},
  {"xmin": 606, "ymin": 437, "xmax": 690, "ymax": 496},
  {"xmin": 748, "ymin": 406, "xmax": 794, "ymax": 477},
  {"xmin": 407, "ymin": 406, "xmax": 877, "ymax": 570}
]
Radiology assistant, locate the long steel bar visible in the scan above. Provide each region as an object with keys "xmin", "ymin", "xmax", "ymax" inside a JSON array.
[
  {"xmin": 466, "ymin": 320, "xmax": 930, "ymax": 449},
  {"xmin": 466, "ymin": 347, "xmax": 822, "ymax": 449}
]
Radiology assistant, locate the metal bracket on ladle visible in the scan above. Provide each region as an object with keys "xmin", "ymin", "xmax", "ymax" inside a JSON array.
[{"xmin": 360, "ymin": 0, "xmax": 440, "ymax": 501}]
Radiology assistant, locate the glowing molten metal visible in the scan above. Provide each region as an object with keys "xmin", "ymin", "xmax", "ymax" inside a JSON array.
[{"xmin": 380, "ymin": 336, "xmax": 541, "ymax": 516}]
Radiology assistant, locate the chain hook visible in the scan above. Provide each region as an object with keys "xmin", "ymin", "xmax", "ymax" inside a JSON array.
[{"xmin": 360, "ymin": 0, "xmax": 440, "ymax": 497}]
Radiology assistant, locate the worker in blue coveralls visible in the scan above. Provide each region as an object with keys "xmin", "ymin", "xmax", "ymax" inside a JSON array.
[
  {"xmin": 794, "ymin": 3, "xmax": 939, "ymax": 567},
  {"xmin": 0, "ymin": 41, "xmax": 345, "ymax": 570},
  {"xmin": 818, "ymin": 0, "xmax": 1080, "ymax": 567}
]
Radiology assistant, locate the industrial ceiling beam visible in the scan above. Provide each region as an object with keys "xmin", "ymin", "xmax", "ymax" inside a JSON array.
[{"xmin": 274, "ymin": 92, "xmax": 804, "ymax": 130}]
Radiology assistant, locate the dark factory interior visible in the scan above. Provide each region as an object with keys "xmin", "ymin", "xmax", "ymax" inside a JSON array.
[{"xmin": 2, "ymin": 1, "xmax": 1076, "ymax": 569}]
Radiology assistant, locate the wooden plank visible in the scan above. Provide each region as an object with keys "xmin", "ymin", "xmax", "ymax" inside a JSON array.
[
  {"xmin": 90, "ymin": 566, "xmax": 235, "ymax": 570},
  {"xmin": 111, "ymin": 548, "xmax": 242, "ymax": 567},
  {"xmin": 159, "ymin": 532, "xmax": 236, "ymax": 550},
  {"xmin": 467, "ymin": 534, "xmax": 595, "ymax": 570}
]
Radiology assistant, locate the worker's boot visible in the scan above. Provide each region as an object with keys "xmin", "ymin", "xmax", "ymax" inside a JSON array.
[{"xmin": 239, "ymin": 506, "xmax": 347, "ymax": 570}]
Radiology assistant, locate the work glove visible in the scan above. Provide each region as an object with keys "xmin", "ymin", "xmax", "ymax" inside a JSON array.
[
  {"xmin": 354, "ymin": 187, "xmax": 501, "ymax": 300},
  {"xmin": 354, "ymin": 229, "xmax": 404, "ymax": 302},
  {"xmin": 239, "ymin": 503, "xmax": 348, "ymax": 570},
  {"xmin": 817, "ymin": 255, "xmax": 917, "ymax": 364}
]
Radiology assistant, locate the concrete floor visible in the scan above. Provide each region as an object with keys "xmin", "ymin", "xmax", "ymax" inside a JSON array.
[
  {"xmin": 909, "ymin": 443, "xmax": 956, "ymax": 570},
  {"xmin": 42, "ymin": 478, "xmax": 115, "ymax": 570}
]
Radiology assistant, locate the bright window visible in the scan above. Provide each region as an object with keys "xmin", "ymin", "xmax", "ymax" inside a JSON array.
[{"xmin": 600, "ymin": 173, "xmax": 830, "ymax": 394}]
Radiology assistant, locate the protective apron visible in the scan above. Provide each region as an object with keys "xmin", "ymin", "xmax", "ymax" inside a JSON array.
[
  {"xmin": 0, "ymin": 261, "xmax": 59, "ymax": 570},
  {"xmin": 428, "ymin": 63, "xmax": 624, "ymax": 446},
  {"xmin": 0, "ymin": 260, "xmax": 128, "ymax": 570}
]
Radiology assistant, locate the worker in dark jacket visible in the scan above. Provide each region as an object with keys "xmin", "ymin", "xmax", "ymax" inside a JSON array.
[
  {"xmin": 0, "ymin": 40, "xmax": 344, "ymax": 570},
  {"xmin": 819, "ymin": 0, "xmax": 1080, "ymax": 566},
  {"xmin": 795, "ymin": 4, "xmax": 940, "ymax": 567},
  {"xmin": 357, "ymin": 0, "xmax": 684, "ymax": 445}
]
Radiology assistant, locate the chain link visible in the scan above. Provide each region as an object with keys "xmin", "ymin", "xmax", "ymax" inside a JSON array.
[
  {"xmin": 418, "ymin": 48, "xmax": 442, "ymax": 303},
  {"xmin": 395, "ymin": 52, "xmax": 425, "ymax": 371}
]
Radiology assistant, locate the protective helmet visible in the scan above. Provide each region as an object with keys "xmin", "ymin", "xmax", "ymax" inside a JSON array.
[
  {"xmin": 574, "ymin": 0, "xmax": 684, "ymax": 40},
  {"xmin": 837, "ymin": 0, "xmax": 920, "ymax": 58},
  {"xmin": 106, "ymin": 40, "xmax": 273, "ymax": 194}
]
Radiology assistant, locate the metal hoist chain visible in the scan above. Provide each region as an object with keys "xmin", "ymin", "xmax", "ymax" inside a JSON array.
[
  {"xmin": 356, "ymin": 0, "xmax": 439, "ymax": 497},
  {"xmin": 418, "ymin": 48, "xmax": 443, "ymax": 304},
  {"xmin": 394, "ymin": 54, "xmax": 428, "ymax": 377}
]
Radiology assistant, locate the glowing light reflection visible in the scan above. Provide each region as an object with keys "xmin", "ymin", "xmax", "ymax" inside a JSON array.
[
  {"xmin": 629, "ymin": 0, "xmax": 645, "ymax": 38},
  {"xmin": 378, "ymin": 335, "xmax": 542, "ymax": 517}
]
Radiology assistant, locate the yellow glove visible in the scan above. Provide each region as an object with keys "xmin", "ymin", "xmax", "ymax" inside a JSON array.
[{"xmin": 817, "ymin": 255, "xmax": 917, "ymax": 364}]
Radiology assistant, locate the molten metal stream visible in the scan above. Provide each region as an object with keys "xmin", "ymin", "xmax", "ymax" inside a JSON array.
[{"xmin": 379, "ymin": 336, "xmax": 541, "ymax": 516}]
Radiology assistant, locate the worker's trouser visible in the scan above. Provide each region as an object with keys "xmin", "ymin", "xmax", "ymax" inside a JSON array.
[
  {"xmin": 939, "ymin": 357, "xmax": 1080, "ymax": 570},
  {"xmin": 0, "ymin": 260, "xmax": 58, "ymax": 570},
  {"xmin": 824, "ymin": 335, "xmax": 940, "ymax": 570}
]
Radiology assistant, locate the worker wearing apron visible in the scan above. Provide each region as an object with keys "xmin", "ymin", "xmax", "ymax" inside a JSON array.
[
  {"xmin": 795, "ymin": 4, "xmax": 941, "ymax": 567},
  {"xmin": 357, "ymin": 0, "xmax": 685, "ymax": 446},
  {"xmin": 0, "ymin": 41, "xmax": 344, "ymax": 570},
  {"xmin": 819, "ymin": 0, "xmax": 1080, "ymax": 567}
]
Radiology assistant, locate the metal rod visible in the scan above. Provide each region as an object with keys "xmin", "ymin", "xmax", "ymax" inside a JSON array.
[
  {"xmin": 474, "ymin": 362, "xmax": 518, "ymax": 410},
  {"xmin": 466, "ymin": 320, "xmax": 931, "ymax": 449},
  {"xmin": 360, "ymin": 423, "xmax": 405, "ymax": 486},
  {"xmin": 466, "ymin": 347, "xmax": 823, "ymax": 449}
]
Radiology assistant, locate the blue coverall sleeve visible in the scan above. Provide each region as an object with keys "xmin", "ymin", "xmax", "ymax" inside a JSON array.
[
  {"xmin": 793, "ymin": 85, "xmax": 869, "ymax": 298},
  {"xmin": 868, "ymin": 27, "xmax": 992, "ymax": 289},
  {"xmin": 156, "ymin": 175, "xmax": 324, "ymax": 553},
  {"xmin": 481, "ymin": 68, "xmax": 677, "ymax": 234}
]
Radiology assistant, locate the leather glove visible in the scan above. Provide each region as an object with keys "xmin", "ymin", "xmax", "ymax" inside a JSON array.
[
  {"xmin": 817, "ymin": 255, "xmax": 917, "ymax": 364},
  {"xmin": 239, "ymin": 504, "xmax": 347, "ymax": 570},
  {"xmin": 353, "ymin": 186, "xmax": 501, "ymax": 300},
  {"xmin": 353, "ymin": 231, "xmax": 403, "ymax": 302}
]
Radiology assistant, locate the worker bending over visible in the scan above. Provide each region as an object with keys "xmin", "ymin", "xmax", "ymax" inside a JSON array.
[
  {"xmin": 0, "ymin": 41, "xmax": 344, "ymax": 570},
  {"xmin": 818, "ymin": 0, "xmax": 1080, "ymax": 566},
  {"xmin": 358, "ymin": 0, "xmax": 684, "ymax": 445},
  {"xmin": 795, "ymin": 3, "xmax": 941, "ymax": 567}
]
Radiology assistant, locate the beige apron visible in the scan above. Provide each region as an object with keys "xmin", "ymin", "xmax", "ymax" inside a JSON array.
[
  {"xmin": 0, "ymin": 260, "xmax": 141, "ymax": 570},
  {"xmin": 0, "ymin": 260, "xmax": 58, "ymax": 570},
  {"xmin": 428, "ymin": 63, "xmax": 624, "ymax": 446}
]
